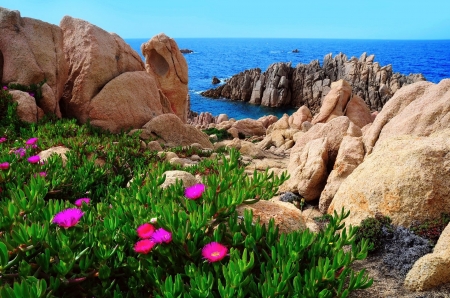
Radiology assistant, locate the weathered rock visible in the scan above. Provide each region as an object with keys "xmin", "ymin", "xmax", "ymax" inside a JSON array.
[
  {"xmin": 345, "ymin": 95, "xmax": 373, "ymax": 128},
  {"xmin": 10, "ymin": 90, "xmax": 44, "ymax": 123},
  {"xmin": 312, "ymin": 80, "xmax": 352, "ymax": 124},
  {"xmin": 231, "ymin": 118, "xmax": 266, "ymax": 137},
  {"xmin": 258, "ymin": 115, "xmax": 278, "ymax": 128},
  {"xmin": 160, "ymin": 170, "xmax": 197, "ymax": 189},
  {"xmin": 212, "ymin": 76, "xmax": 220, "ymax": 84},
  {"xmin": 0, "ymin": 7, "xmax": 68, "ymax": 117},
  {"xmin": 147, "ymin": 141, "xmax": 163, "ymax": 152},
  {"xmin": 216, "ymin": 114, "xmax": 228, "ymax": 124},
  {"xmin": 328, "ymin": 130, "xmax": 450, "ymax": 228},
  {"xmin": 319, "ymin": 136, "xmax": 365, "ymax": 213},
  {"xmin": 202, "ymin": 52, "xmax": 425, "ymax": 114},
  {"xmin": 88, "ymin": 71, "xmax": 171, "ymax": 133},
  {"xmin": 60, "ymin": 16, "xmax": 144, "ymax": 122},
  {"xmin": 142, "ymin": 33, "xmax": 189, "ymax": 122},
  {"xmin": 289, "ymin": 105, "xmax": 312, "ymax": 129},
  {"xmin": 38, "ymin": 146, "xmax": 70, "ymax": 166},
  {"xmin": 405, "ymin": 222, "xmax": 450, "ymax": 291},
  {"xmin": 143, "ymin": 114, "xmax": 213, "ymax": 149}
]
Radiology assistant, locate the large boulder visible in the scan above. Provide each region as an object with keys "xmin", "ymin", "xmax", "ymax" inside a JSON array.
[
  {"xmin": 88, "ymin": 71, "xmax": 172, "ymax": 133},
  {"xmin": 231, "ymin": 118, "xmax": 266, "ymax": 137},
  {"xmin": 345, "ymin": 94, "xmax": 373, "ymax": 128},
  {"xmin": 60, "ymin": 16, "xmax": 144, "ymax": 122},
  {"xmin": 142, "ymin": 114, "xmax": 213, "ymax": 149},
  {"xmin": 328, "ymin": 130, "xmax": 450, "ymax": 227},
  {"xmin": 405, "ymin": 222, "xmax": 450, "ymax": 291},
  {"xmin": 142, "ymin": 33, "xmax": 189, "ymax": 122},
  {"xmin": 288, "ymin": 105, "xmax": 312, "ymax": 129},
  {"xmin": 0, "ymin": 7, "xmax": 68, "ymax": 117},
  {"xmin": 10, "ymin": 90, "xmax": 44, "ymax": 123},
  {"xmin": 312, "ymin": 80, "xmax": 352, "ymax": 124}
]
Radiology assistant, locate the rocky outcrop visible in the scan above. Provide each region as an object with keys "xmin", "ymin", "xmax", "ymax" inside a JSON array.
[
  {"xmin": 10, "ymin": 90, "xmax": 44, "ymax": 123},
  {"xmin": 201, "ymin": 53, "xmax": 425, "ymax": 114},
  {"xmin": 142, "ymin": 33, "xmax": 189, "ymax": 122},
  {"xmin": 0, "ymin": 7, "xmax": 68, "ymax": 117},
  {"xmin": 60, "ymin": 16, "xmax": 145, "ymax": 122}
]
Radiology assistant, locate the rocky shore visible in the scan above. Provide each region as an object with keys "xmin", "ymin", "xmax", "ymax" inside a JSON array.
[{"xmin": 201, "ymin": 53, "xmax": 425, "ymax": 114}]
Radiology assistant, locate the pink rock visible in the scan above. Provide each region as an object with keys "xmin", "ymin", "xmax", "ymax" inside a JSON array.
[
  {"xmin": 312, "ymin": 80, "xmax": 352, "ymax": 124},
  {"xmin": 60, "ymin": 16, "xmax": 144, "ymax": 122},
  {"xmin": 289, "ymin": 105, "xmax": 312, "ymax": 129},
  {"xmin": 345, "ymin": 95, "xmax": 373, "ymax": 128},
  {"xmin": 232, "ymin": 118, "xmax": 266, "ymax": 137},
  {"xmin": 142, "ymin": 34, "xmax": 189, "ymax": 123},
  {"xmin": 0, "ymin": 7, "xmax": 68, "ymax": 117},
  {"xmin": 10, "ymin": 90, "xmax": 44, "ymax": 123}
]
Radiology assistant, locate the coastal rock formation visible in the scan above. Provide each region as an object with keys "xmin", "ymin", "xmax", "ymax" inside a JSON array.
[
  {"xmin": 201, "ymin": 53, "xmax": 425, "ymax": 114},
  {"xmin": 142, "ymin": 33, "xmax": 189, "ymax": 122},
  {"xmin": 60, "ymin": 16, "xmax": 145, "ymax": 122},
  {"xmin": 0, "ymin": 7, "xmax": 68, "ymax": 117}
]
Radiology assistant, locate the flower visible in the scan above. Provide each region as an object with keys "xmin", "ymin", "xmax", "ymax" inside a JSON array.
[
  {"xmin": 39, "ymin": 171, "xmax": 47, "ymax": 177},
  {"xmin": 202, "ymin": 242, "xmax": 228, "ymax": 263},
  {"xmin": 151, "ymin": 228, "xmax": 172, "ymax": 244},
  {"xmin": 28, "ymin": 155, "xmax": 40, "ymax": 164},
  {"xmin": 2, "ymin": 86, "xmax": 7, "ymax": 90},
  {"xmin": 52, "ymin": 208, "xmax": 84, "ymax": 229},
  {"xmin": 0, "ymin": 162, "xmax": 9, "ymax": 170},
  {"xmin": 136, "ymin": 223, "xmax": 155, "ymax": 239},
  {"xmin": 74, "ymin": 198, "xmax": 91, "ymax": 207},
  {"xmin": 15, "ymin": 148, "xmax": 26, "ymax": 158},
  {"xmin": 150, "ymin": 217, "xmax": 157, "ymax": 224},
  {"xmin": 0, "ymin": 137, "xmax": 6, "ymax": 143},
  {"xmin": 25, "ymin": 137, "xmax": 38, "ymax": 145},
  {"xmin": 134, "ymin": 239, "xmax": 156, "ymax": 254},
  {"xmin": 29, "ymin": 92, "xmax": 35, "ymax": 97},
  {"xmin": 185, "ymin": 183, "xmax": 206, "ymax": 200}
]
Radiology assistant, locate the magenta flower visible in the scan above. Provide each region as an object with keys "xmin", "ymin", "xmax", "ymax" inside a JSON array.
[
  {"xmin": 134, "ymin": 239, "xmax": 156, "ymax": 254},
  {"xmin": 74, "ymin": 198, "xmax": 91, "ymax": 207},
  {"xmin": 185, "ymin": 183, "xmax": 206, "ymax": 200},
  {"xmin": 202, "ymin": 242, "xmax": 228, "ymax": 263},
  {"xmin": 52, "ymin": 208, "xmax": 84, "ymax": 229},
  {"xmin": 28, "ymin": 155, "xmax": 40, "ymax": 164},
  {"xmin": 29, "ymin": 92, "xmax": 35, "ymax": 97},
  {"xmin": 25, "ymin": 138, "xmax": 38, "ymax": 145},
  {"xmin": 0, "ymin": 137, "xmax": 6, "ymax": 143},
  {"xmin": 151, "ymin": 228, "xmax": 172, "ymax": 244},
  {"xmin": 136, "ymin": 223, "xmax": 155, "ymax": 239},
  {"xmin": 2, "ymin": 86, "xmax": 7, "ymax": 90},
  {"xmin": 39, "ymin": 171, "xmax": 47, "ymax": 177},
  {"xmin": 0, "ymin": 162, "xmax": 9, "ymax": 170},
  {"xmin": 15, "ymin": 148, "xmax": 26, "ymax": 158}
]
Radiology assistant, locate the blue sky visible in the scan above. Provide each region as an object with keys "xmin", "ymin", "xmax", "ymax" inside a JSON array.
[{"xmin": 2, "ymin": 0, "xmax": 450, "ymax": 39}]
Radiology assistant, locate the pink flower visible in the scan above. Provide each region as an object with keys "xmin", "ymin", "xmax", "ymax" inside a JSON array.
[
  {"xmin": 25, "ymin": 138, "xmax": 38, "ymax": 145},
  {"xmin": 185, "ymin": 183, "xmax": 206, "ymax": 200},
  {"xmin": 151, "ymin": 228, "xmax": 172, "ymax": 244},
  {"xmin": 134, "ymin": 239, "xmax": 156, "ymax": 254},
  {"xmin": 29, "ymin": 92, "xmax": 35, "ymax": 97},
  {"xmin": 52, "ymin": 208, "xmax": 84, "ymax": 229},
  {"xmin": 74, "ymin": 198, "xmax": 91, "ymax": 207},
  {"xmin": 2, "ymin": 86, "xmax": 7, "ymax": 90},
  {"xmin": 28, "ymin": 155, "xmax": 40, "ymax": 164},
  {"xmin": 202, "ymin": 242, "xmax": 228, "ymax": 263},
  {"xmin": 39, "ymin": 171, "xmax": 47, "ymax": 177},
  {"xmin": 136, "ymin": 223, "xmax": 155, "ymax": 239},
  {"xmin": 15, "ymin": 148, "xmax": 26, "ymax": 158},
  {"xmin": 0, "ymin": 162, "xmax": 9, "ymax": 170},
  {"xmin": 0, "ymin": 137, "xmax": 6, "ymax": 143}
]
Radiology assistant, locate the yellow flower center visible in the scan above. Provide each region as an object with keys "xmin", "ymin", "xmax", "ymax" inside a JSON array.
[{"xmin": 211, "ymin": 251, "xmax": 220, "ymax": 257}]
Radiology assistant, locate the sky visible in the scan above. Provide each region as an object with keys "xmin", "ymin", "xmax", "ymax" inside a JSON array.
[{"xmin": 2, "ymin": 0, "xmax": 450, "ymax": 40}]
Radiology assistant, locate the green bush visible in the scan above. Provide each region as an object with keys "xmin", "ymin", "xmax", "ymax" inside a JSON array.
[
  {"xmin": 355, "ymin": 213, "xmax": 392, "ymax": 252},
  {"xmin": 0, "ymin": 98, "xmax": 373, "ymax": 297},
  {"xmin": 202, "ymin": 128, "xmax": 232, "ymax": 142}
]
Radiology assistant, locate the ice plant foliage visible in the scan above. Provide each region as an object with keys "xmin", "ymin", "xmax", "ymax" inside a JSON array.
[
  {"xmin": 28, "ymin": 155, "xmax": 40, "ymax": 164},
  {"xmin": 134, "ymin": 239, "xmax": 156, "ymax": 254},
  {"xmin": 185, "ymin": 183, "xmax": 206, "ymax": 200},
  {"xmin": 74, "ymin": 198, "xmax": 91, "ymax": 207},
  {"xmin": 202, "ymin": 242, "xmax": 228, "ymax": 263},
  {"xmin": 136, "ymin": 223, "xmax": 156, "ymax": 239},
  {"xmin": 0, "ymin": 162, "xmax": 9, "ymax": 170},
  {"xmin": 151, "ymin": 228, "xmax": 172, "ymax": 244},
  {"xmin": 52, "ymin": 208, "xmax": 84, "ymax": 229}
]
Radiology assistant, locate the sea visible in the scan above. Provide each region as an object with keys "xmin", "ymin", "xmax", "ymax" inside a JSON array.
[{"xmin": 125, "ymin": 38, "xmax": 450, "ymax": 120}]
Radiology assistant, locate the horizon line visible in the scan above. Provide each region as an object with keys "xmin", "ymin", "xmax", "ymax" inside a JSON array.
[{"xmin": 124, "ymin": 37, "xmax": 450, "ymax": 41}]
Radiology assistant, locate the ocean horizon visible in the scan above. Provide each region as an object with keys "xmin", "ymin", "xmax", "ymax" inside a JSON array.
[{"xmin": 126, "ymin": 38, "xmax": 450, "ymax": 120}]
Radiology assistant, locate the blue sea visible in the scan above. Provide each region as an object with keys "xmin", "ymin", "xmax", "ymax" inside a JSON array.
[{"xmin": 126, "ymin": 38, "xmax": 450, "ymax": 120}]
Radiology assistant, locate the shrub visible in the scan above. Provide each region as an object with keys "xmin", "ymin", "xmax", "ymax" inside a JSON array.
[
  {"xmin": 410, "ymin": 213, "xmax": 450, "ymax": 246},
  {"xmin": 202, "ymin": 128, "xmax": 232, "ymax": 142},
  {"xmin": 355, "ymin": 213, "xmax": 392, "ymax": 252}
]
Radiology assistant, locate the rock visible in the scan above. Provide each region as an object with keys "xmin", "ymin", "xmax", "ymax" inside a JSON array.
[
  {"xmin": 258, "ymin": 115, "xmax": 278, "ymax": 128},
  {"xmin": 279, "ymin": 192, "xmax": 300, "ymax": 203},
  {"xmin": 345, "ymin": 95, "xmax": 373, "ymax": 128},
  {"xmin": 405, "ymin": 223, "xmax": 450, "ymax": 291},
  {"xmin": 0, "ymin": 7, "xmax": 68, "ymax": 117},
  {"xmin": 201, "ymin": 52, "xmax": 425, "ymax": 113},
  {"xmin": 236, "ymin": 198, "xmax": 307, "ymax": 234},
  {"xmin": 179, "ymin": 49, "xmax": 193, "ymax": 54},
  {"xmin": 88, "ymin": 71, "xmax": 172, "ymax": 133},
  {"xmin": 38, "ymin": 146, "xmax": 70, "ymax": 166},
  {"xmin": 160, "ymin": 170, "xmax": 197, "ymax": 189},
  {"xmin": 289, "ymin": 106, "xmax": 313, "ymax": 129},
  {"xmin": 209, "ymin": 134, "xmax": 218, "ymax": 142},
  {"xmin": 158, "ymin": 151, "xmax": 178, "ymax": 161},
  {"xmin": 147, "ymin": 141, "xmax": 163, "ymax": 152},
  {"xmin": 142, "ymin": 33, "xmax": 189, "ymax": 122},
  {"xmin": 143, "ymin": 114, "xmax": 213, "ymax": 149},
  {"xmin": 60, "ymin": 16, "xmax": 144, "ymax": 121},
  {"xmin": 239, "ymin": 140, "xmax": 266, "ymax": 159},
  {"xmin": 212, "ymin": 76, "xmax": 220, "ymax": 84},
  {"xmin": 328, "ymin": 130, "xmax": 450, "ymax": 228},
  {"xmin": 10, "ymin": 90, "xmax": 44, "ymax": 123},
  {"xmin": 319, "ymin": 136, "xmax": 365, "ymax": 213},
  {"xmin": 268, "ymin": 114, "xmax": 290, "ymax": 133},
  {"xmin": 216, "ymin": 113, "xmax": 228, "ymax": 124},
  {"xmin": 232, "ymin": 118, "xmax": 266, "ymax": 137},
  {"xmin": 312, "ymin": 80, "xmax": 352, "ymax": 124}
]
